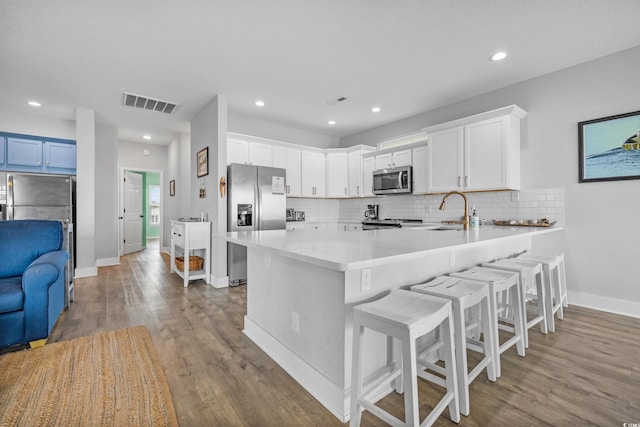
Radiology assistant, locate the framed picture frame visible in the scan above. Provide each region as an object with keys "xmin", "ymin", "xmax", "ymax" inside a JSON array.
[
  {"xmin": 169, "ymin": 180, "xmax": 175, "ymax": 196},
  {"xmin": 197, "ymin": 147, "xmax": 209, "ymax": 178},
  {"xmin": 578, "ymin": 110, "xmax": 640, "ymax": 183}
]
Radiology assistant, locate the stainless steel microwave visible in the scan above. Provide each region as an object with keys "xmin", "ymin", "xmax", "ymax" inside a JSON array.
[{"xmin": 372, "ymin": 166, "xmax": 412, "ymax": 195}]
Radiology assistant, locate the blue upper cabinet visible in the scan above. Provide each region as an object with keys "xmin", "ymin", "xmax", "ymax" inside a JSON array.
[
  {"xmin": 45, "ymin": 141, "xmax": 76, "ymax": 170},
  {"xmin": 0, "ymin": 137, "xmax": 5, "ymax": 165},
  {"xmin": 1, "ymin": 133, "xmax": 76, "ymax": 175},
  {"xmin": 7, "ymin": 137, "xmax": 43, "ymax": 167}
]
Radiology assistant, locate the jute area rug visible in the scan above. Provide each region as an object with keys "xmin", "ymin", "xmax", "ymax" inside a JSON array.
[{"xmin": 0, "ymin": 326, "xmax": 179, "ymax": 426}]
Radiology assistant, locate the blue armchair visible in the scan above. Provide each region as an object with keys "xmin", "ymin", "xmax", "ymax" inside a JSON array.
[{"xmin": 0, "ymin": 220, "xmax": 69, "ymax": 348}]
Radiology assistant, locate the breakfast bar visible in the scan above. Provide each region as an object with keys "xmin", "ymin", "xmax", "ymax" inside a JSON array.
[{"xmin": 224, "ymin": 225, "xmax": 562, "ymax": 422}]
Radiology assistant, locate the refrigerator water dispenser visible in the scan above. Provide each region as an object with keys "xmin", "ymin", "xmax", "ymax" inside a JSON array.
[{"xmin": 237, "ymin": 204, "xmax": 253, "ymax": 226}]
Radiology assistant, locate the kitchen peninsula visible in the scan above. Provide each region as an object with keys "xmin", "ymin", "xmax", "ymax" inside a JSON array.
[{"xmin": 223, "ymin": 225, "xmax": 562, "ymax": 422}]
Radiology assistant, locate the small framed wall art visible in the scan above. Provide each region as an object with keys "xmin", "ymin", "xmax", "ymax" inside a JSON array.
[
  {"xmin": 197, "ymin": 147, "xmax": 209, "ymax": 178},
  {"xmin": 578, "ymin": 110, "xmax": 640, "ymax": 183},
  {"xmin": 169, "ymin": 180, "xmax": 175, "ymax": 196}
]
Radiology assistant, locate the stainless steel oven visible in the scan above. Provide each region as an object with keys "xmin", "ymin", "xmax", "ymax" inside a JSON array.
[{"xmin": 372, "ymin": 166, "xmax": 412, "ymax": 195}]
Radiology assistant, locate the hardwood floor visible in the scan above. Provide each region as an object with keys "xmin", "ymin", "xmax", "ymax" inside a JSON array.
[{"xmin": 49, "ymin": 242, "xmax": 640, "ymax": 426}]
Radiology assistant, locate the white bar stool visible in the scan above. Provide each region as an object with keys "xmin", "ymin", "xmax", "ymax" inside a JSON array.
[
  {"xmin": 411, "ymin": 276, "xmax": 497, "ymax": 417},
  {"xmin": 481, "ymin": 259, "xmax": 548, "ymax": 348},
  {"xmin": 449, "ymin": 267, "xmax": 526, "ymax": 378},
  {"xmin": 515, "ymin": 252, "xmax": 568, "ymax": 332},
  {"xmin": 350, "ymin": 289, "xmax": 460, "ymax": 427}
]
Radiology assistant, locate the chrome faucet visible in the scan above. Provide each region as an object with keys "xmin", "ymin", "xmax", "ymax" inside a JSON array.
[{"xmin": 439, "ymin": 191, "xmax": 470, "ymax": 230}]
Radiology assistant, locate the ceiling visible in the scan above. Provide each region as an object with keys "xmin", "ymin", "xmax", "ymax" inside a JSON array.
[{"xmin": 1, "ymin": 1, "xmax": 640, "ymax": 146}]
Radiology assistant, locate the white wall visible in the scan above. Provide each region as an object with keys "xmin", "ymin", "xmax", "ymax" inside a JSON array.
[
  {"xmin": 95, "ymin": 124, "xmax": 119, "ymax": 265},
  {"xmin": 75, "ymin": 108, "xmax": 97, "ymax": 277},
  {"xmin": 341, "ymin": 45, "xmax": 640, "ymax": 316},
  {"xmin": 229, "ymin": 112, "xmax": 339, "ymax": 149},
  {"xmin": 0, "ymin": 108, "xmax": 75, "ymax": 140},
  {"xmin": 191, "ymin": 96, "xmax": 228, "ymax": 287}
]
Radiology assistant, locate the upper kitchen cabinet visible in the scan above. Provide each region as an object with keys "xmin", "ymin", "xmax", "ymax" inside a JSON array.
[
  {"xmin": 374, "ymin": 148, "xmax": 411, "ymax": 170},
  {"xmin": 301, "ymin": 150, "xmax": 325, "ymax": 197},
  {"xmin": 44, "ymin": 141, "xmax": 76, "ymax": 170},
  {"xmin": 422, "ymin": 105, "xmax": 527, "ymax": 193},
  {"xmin": 3, "ymin": 134, "xmax": 77, "ymax": 175},
  {"xmin": 227, "ymin": 133, "xmax": 273, "ymax": 167},
  {"xmin": 362, "ymin": 157, "xmax": 375, "ymax": 197},
  {"xmin": 348, "ymin": 147, "xmax": 375, "ymax": 197},
  {"xmin": 411, "ymin": 144, "xmax": 429, "ymax": 194},
  {"xmin": 325, "ymin": 151, "xmax": 348, "ymax": 198},
  {"xmin": 0, "ymin": 137, "xmax": 5, "ymax": 165},
  {"xmin": 273, "ymin": 146, "xmax": 301, "ymax": 197}
]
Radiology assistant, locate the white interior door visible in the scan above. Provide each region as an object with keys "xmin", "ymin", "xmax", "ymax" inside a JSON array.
[{"xmin": 124, "ymin": 171, "xmax": 143, "ymax": 254}]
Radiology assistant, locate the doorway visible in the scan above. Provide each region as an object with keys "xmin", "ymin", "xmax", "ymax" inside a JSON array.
[{"xmin": 120, "ymin": 168, "xmax": 163, "ymax": 256}]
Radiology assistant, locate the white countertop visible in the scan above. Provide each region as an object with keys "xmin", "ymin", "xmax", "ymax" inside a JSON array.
[{"xmin": 222, "ymin": 225, "xmax": 562, "ymax": 272}]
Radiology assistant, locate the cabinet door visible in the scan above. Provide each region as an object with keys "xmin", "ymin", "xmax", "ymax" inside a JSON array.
[
  {"xmin": 464, "ymin": 116, "xmax": 508, "ymax": 191},
  {"xmin": 45, "ymin": 141, "xmax": 76, "ymax": 169},
  {"xmin": 301, "ymin": 150, "xmax": 325, "ymax": 197},
  {"xmin": 325, "ymin": 152, "xmax": 348, "ymax": 198},
  {"xmin": 273, "ymin": 146, "xmax": 301, "ymax": 197},
  {"xmin": 427, "ymin": 127, "xmax": 464, "ymax": 192},
  {"xmin": 412, "ymin": 145, "xmax": 428, "ymax": 194},
  {"xmin": 248, "ymin": 141, "xmax": 273, "ymax": 166},
  {"xmin": 347, "ymin": 150, "xmax": 362, "ymax": 197},
  {"xmin": 391, "ymin": 149, "xmax": 412, "ymax": 167},
  {"xmin": 228, "ymin": 137, "xmax": 248, "ymax": 165},
  {"xmin": 362, "ymin": 156, "xmax": 375, "ymax": 197},
  {"xmin": 0, "ymin": 137, "xmax": 5, "ymax": 165},
  {"xmin": 7, "ymin": 137, "xmax": 43, "ymax": 167},
  {"xmin": 374, "ymin": 152, "xmax": 392, "ymax": 170}
]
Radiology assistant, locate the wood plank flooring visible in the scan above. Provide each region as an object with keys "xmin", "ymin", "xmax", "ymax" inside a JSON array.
[{"xmin": 49, "ymin": 241, "xmax": 640, "ymax": 426}]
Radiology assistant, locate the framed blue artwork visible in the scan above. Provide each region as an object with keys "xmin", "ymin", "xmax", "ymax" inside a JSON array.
[{"xmin": 578, "ymin": 110, "xmax": 640, "ymax": 183}]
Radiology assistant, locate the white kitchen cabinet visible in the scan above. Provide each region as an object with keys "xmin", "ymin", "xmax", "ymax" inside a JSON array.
[
  {"xmin": 423, "ymin": 105, "xmax": 526, "ymax": 193},
  {"xmin": 227, "ymin": 135, "xmax": 272, "ymax": 167},
  {"xmin": 227, "ymin": 136, "xmax": 249, "ymax": 165},
  {"xmin": 374, "ymin": 148, "xmax": 412, "ymax": 170},
  {"xmin": 347, "ymin": 148, "xmax": 375, "ymax": 197},
  {"xmin": 170, "ymin": 220, "xmax": 211, "ymax": 288},
  {"xmin": 412, "ymin": 144, "xmax": 429, "ymax": 194},
  {"xmin": 286, "ymin": 222, "xmax": 306, "ymax": 231},
  {"xmin": 338, "ymin": 222, "xmax": 363, "ymax": 231},
  {"xmin": 273, "ymin": 146, "xmax": 301, "ymax": 196},
  {"xmin": 362, "ymin": 156, "xmax": 375, "ymax": 197},
  {"xmin": 301, "ymin": 150, "xmax": 325, "ymax": 197},
  {"xmin": 325, "ymin": 152, "xmax": 348, "ymax": 198}
]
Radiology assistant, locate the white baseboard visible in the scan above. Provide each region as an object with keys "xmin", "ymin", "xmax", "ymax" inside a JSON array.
[
  {"xmin": 209, "ymin": 275, "xmax": 229, "ymax": 288},
  {"xmin": 74, "ymin": 266, "xmax": 98, "ymax": 278},
  {"xmin": 96, "ymin": 257, "xmax": 120, "ymax": 267},
  {"xmin": 243, "ymin": 316, "xmax": 349, "ymax": 422},
  {"xmin": 568, "ymin": 291, "xmax": 640, "ymax": 319}
]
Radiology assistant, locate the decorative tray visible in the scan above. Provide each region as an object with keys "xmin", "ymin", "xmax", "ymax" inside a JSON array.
[{"xmin": 493, "ymin": 219, "xmax": 556, "ymax": 227}]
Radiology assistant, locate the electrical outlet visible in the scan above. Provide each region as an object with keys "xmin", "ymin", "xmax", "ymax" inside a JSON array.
[
  {"xmin": 361, "ymin": 268, "xmax": 372, "ymax": 292},
  {"xmin": 511, "ymin": 191, "xmax": 520, "ymax": 202},
  {"xmin": 450, "ymin": 252, "xmax": 456, "ymax": 267},
  {"xmin": 291, "ymin": 311, "xmax": 299, "ymax": 332},
  {"xmin": 264, "ymin": 252, "xmax": 270, "ymax": 268}
]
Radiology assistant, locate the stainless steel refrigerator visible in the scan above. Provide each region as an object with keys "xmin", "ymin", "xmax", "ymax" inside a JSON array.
[
  {"xmin": 227, "ymin": 163, "xmax": 286, "ymax": 285},
  {"xmin": 0, "ymin": 172, "xmax": 75, "ymax": 308}
]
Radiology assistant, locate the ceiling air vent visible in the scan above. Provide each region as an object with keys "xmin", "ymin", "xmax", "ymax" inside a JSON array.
[{"xmin": 122, "ymin": 92, "xmax": 178, "ymax": 114}]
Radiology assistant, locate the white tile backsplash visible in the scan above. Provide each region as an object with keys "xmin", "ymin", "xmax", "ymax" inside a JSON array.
[{"xmin": 287, "ymin": 188, "xmax": 564, "ymax": 226}]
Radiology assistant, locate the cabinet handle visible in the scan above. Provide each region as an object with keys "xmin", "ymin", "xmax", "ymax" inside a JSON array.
[
  {"xmin": 457, "ymin": 176, "xmax": 461, "ymax": 187},
  {"xmin": 344, "ymin": 187, "xmax": 347, "ymax": 195},
  {"xmin": 357, "ymin": 185, "xmax": 360, "ymax": 194},
  {"xmin": 465, "ymin": 175, "xmax": 469, "ymax": 186}
]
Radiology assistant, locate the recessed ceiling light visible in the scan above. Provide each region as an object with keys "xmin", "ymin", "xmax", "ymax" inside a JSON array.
[
  {"xmin": 143, "ymin": 135, "xmax": 152, "ymax": 140},
  {"xmin": 328, "ymin": 120, "xmax": 336, "ymax": 125},
  {"xmin": 371, "ymin": 107, "xmax": 381, "ymax": 113},
  {"xmin": 255, "ymin": 100, "xmax": 265, "ymax": 107},
  {"xmin": 28, "ymin": 101, "xmax": 41, "ymax": 107},
  {"xmin": 490, "ymin": 51, "xmax": 507, "ymax": 61}
]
